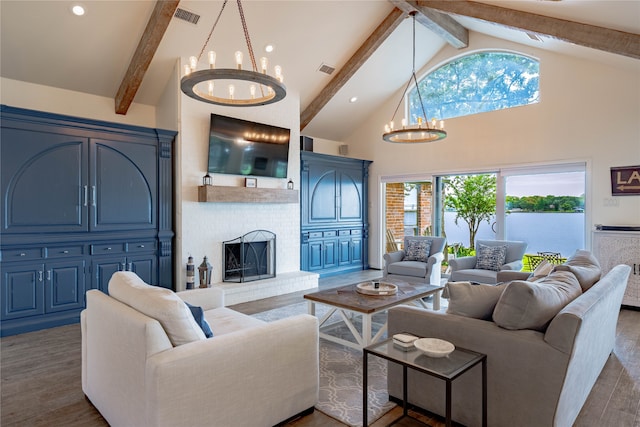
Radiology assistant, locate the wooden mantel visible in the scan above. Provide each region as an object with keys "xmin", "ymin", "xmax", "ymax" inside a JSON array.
[{"xmin": 198, "ymin": 185, "xmax": 299, "ymax": 204}]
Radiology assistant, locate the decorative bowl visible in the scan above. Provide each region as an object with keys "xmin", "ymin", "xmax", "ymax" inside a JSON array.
[
  {"xmin": 414, "ymin": 338, "xmax": 455, "ymax": 358},
  {"xmin": 356, "ymin": 281, "xmax": 398, "ymax": 296}
]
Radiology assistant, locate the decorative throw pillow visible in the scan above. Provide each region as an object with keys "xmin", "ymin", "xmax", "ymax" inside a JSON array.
[
  {"xmin": 475, "ymin": 244, "xmax": 507, "ymax": 271},
  {"xmin": 403, "ymin": 239, "xmax": 432, "ymax": 263},
  {"xmin": 531, "ymin": 259, "xmax": 554, "ymax": 281},
  {"xmin": 108, "ymin": 271, "xmax": 206, "ymax": 346},
  {"xmin": 553, "ymin": 249, "xmax": 601, "ymax": 291},
  {"xmin": 446, "ymin": 281, "xmax": 506, "ymax": 320},
  {"xmin": 185, "ymin": 302, "xmax": 214, "ymax": 338},
  {"xmin": 492, "ymin": 270, "xmax": 582, "ymax": 331}
]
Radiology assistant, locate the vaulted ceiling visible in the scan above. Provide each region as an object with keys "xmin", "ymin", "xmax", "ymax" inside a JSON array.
[{"xmin": 1, "ymin": 1, "xmax": 639, "ymax": 141}]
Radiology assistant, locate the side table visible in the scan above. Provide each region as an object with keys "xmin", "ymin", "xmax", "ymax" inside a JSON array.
[{"xmin": 363, "ymin": 338, "xmax": 486, "ymax": 427}]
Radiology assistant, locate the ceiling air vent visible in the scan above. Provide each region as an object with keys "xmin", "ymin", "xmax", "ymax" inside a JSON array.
[
  {"xmin": 318, "ymin": 63, "xmax": 336, "ymax": 75},
  {"xmin": 174, "ymin": 8, "xmax": 200, "ymax": 25}
]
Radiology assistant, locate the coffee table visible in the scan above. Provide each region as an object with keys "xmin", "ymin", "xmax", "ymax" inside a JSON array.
[{"xmin": 304, "ymin": 278, "xmax": 443, "ymax": 350}]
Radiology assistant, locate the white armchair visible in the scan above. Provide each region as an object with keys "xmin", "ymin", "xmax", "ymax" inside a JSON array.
[
  {"xmin": 449, "ymin": 239, "xmax": 528, "ymax": 284},
  {"xmin": 383, "ymin": 236, "xmax": 446, "ymax": 286},
  {"xmin": 81, "ymin": 272, "xmax": 319, "ymax": 427}
]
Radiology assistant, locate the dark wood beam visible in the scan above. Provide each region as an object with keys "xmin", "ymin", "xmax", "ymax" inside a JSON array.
[
  {"xmin": 300, "ymin": 7, "xmax": 406, "ymax": 131},
  {"xmin": 115, "ymin": 0, "xmax": 181, "ymax": 115},
  {"xmin": 390, "ymin": 0, "xmax": 468, "ymax": 48},
  {"xmin": 414, "ymin": 0, "xmax": 640, "ymax": 60}
]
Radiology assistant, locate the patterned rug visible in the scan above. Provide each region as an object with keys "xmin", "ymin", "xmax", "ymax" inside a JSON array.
[{"xmin": 252, "ymin": 302, "xmax": 396, "ymax": 427}]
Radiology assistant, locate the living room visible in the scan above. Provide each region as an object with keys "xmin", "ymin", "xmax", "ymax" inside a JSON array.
[{"xmin": 1, "ymin": 1, "xmax": 639, "ymax": 426}]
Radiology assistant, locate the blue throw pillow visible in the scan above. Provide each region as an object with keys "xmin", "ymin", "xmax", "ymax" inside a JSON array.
[{"xmin": 184, "ymin": 302, "xmax": 214, "ymax": 338}]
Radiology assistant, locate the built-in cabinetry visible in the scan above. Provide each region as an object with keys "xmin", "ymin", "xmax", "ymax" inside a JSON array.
[
  {"xmin": 300, "ymin": 152, "xmax": 371, "ymax": 277},
  {"xmin": 0, "ymin": 105, "xmax": 176, "ymax": 336},
  {"xmin": 592, "ymin": 230, "xmax": 640, "ymax": 308}
]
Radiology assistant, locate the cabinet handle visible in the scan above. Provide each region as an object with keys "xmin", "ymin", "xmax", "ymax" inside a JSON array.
[
  {"xmin": 138, "ymin": 245, "xmax": 145, "ymax": 248},
  {"xmin": 47, "ymin": 270, "xmax": 51, "ymax": 281},
  {"xmin": 91, "ymin": 186, "xmax": 97, "ymax": 207},
  {"xmin": 83, "ymin": 185, "xmax": 88, "ymax": 207},
  {"xmin": 106, "ymin": 247, "xmax": 112, "ymax": 251},
  {"xmin": 19, "ymin": 253, "xmax": 26, "ymax": 257},
  {"xmin": 62, "ymin": 250, "xmax": 69, "ymax": 254},
  {"xmin": 127, "ymin": 263, "xmax": 132, "ymax": 271},
  {"xmin": 120, "ymin": 263, "xmax": 126, "ymax": 271},
  {"xmin": 38, "ymin": 271, "xmax": 43, "ymax": 282}
]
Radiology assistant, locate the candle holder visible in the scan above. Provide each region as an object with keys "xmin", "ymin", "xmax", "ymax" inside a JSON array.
[
  {"xmin": 203, "ymin": 173, "xmax": 213, "ymax": 186},
  {"xmin": 198, "ymin": 256, "xmax": 212, "ymax": 288}
]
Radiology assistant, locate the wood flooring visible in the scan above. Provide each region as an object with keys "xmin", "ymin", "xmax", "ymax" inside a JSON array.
[{"xmin": 1, "ymin": 270, "xmax": 639, "ymax": 427}]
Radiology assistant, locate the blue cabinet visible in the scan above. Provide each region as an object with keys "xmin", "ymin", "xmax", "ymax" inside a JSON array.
[
  {"xmin": 0, "ymin": 105, "xmax": 176, "ymax": 336},
  {"xmin": 300, "ymin": 152, "xmax": 371, "ymax": 277}
]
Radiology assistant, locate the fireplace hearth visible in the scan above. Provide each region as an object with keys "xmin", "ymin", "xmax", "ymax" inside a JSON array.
[{"xmin": 223, "ymin": 230, "xmax": 276, "ymax": 283}]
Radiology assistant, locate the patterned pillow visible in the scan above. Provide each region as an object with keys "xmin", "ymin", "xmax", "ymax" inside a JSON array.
[
  {"xmin": 403, "ymin": 239, "xmax": 432, "ymax": 263},
  {"xmin": 475, "ymin": 244, "xmax": 507, "ymax": 271}
]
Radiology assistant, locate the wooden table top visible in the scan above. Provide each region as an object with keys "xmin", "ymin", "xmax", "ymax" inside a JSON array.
[{"xmin": 304, "ymin": 278, "xmax": 443, "ymax": 314}]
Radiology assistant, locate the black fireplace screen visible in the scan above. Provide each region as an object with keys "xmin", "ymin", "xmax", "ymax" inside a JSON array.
[{"xmin": 223, "ymin": 230, "xmax": 276, "ymax": 283}]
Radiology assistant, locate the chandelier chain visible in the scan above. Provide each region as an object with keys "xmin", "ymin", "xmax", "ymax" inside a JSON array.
[
  {"xmin": 389, "ymin": 12, "xmax": 429, "ymax": 127},
  {"xmin": 197, "ymin": 0, "xmax": 228, "ymax": 63},
  {"xmin": 236, "ymin": 0, "xmax": 259, "ymax": 73}
]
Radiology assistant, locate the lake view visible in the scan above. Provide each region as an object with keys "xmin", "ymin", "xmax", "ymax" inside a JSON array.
[{"xmin": 443, "ymin": 211, "xmax": 585, "ymax": 257}]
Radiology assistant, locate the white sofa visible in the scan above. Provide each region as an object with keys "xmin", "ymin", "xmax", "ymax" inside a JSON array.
[{"xmin": 81, "ymin": 272, "xmax": 319, "ymax": 427}]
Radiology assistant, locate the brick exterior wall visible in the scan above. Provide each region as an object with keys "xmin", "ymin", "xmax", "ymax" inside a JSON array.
[{"xmin": 385, "ymin": 182, "xmax": 433, "ymax": 252}]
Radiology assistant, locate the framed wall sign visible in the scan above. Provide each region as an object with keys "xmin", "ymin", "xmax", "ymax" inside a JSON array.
[
  {"xmin": 245, "ymin": 177, "xmax": 257, "ymax": 188},
  {"xmin": 610, "ymin": 165, "xmax": 640, "ymax": 196}
]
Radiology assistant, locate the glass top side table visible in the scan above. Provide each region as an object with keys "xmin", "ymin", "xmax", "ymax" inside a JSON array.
[{"xmin": 363, "ymin": 338, "xmax": 487, "ymax": 427}]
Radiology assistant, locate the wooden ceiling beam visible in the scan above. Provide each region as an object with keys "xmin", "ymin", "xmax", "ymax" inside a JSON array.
[
  {"xmin": 390, "ymin": 0, "xmax": 468, "ymax": 48},
  {"xmin": 115, "ymin": 0, "xmax": 180, "ymax": 115},
  {"xmin": 300, "ymin": 7, "xmax": 406, "ymax": 131},
  {"xmin": 414, "ymin": 0, "xmax": 640, "ymax": 60}
]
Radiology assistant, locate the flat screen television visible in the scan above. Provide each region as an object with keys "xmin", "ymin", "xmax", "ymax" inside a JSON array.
[{"xmin": 207, "ymin": 114, "xmax": 290, "ymax": 179}]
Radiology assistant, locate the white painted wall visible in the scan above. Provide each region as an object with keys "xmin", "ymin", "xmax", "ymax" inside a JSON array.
[
  {"xmin": 0, "ymin": 77, "xmax": 157, "ymax": 127},
  {"xmin": 333, "ymin": 33, "xmax": 640, "ymax": 269},
  {"xmin": 176, "ymin": 60, "xmax": 302, "ymax": 289}
]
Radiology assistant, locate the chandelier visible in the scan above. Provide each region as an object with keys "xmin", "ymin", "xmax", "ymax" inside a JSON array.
[
  {"xmin": 383, "ymin": 12, "xmax": 446, "ymax": 143},
  {"xmin": 180, "ymin": 0, "xmax": 286, "ymax": 107}
]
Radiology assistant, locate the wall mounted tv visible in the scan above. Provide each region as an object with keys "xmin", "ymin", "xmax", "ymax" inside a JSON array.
[{"xmin": 207, "ymin": 113, "xmax": 290, "ymax": 179}]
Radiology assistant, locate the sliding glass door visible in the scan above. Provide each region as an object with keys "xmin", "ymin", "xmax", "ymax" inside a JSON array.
[{"xmin": 434, "ymin": 163, "xmax": 586, "ymax": 258}]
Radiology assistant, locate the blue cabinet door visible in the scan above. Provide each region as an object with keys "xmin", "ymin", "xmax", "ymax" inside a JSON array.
[
  {"xmin": 338, "ymin": 167, "xmax": 364, "ymax": 222},
  {"xmin": 0, "ymin": 128, "xmax": 88, "ymax": 233},
  {"xmin": 90, "ymin": 139, "xmax": 157, "ymax": 232},
  {"xmin": 45, "ymin": 260, "xmax": 86, "ymax": 313},
  {"xmin": 91, "ymin": 257, "xmax": 125, "ymax": 293},
  {"xmin": 129, "ymin": 254, "xmax": 158, "ymax": 286},
  {"xmin": 1, "ymin": 264, "xmax": 45, "ymax": 320}
]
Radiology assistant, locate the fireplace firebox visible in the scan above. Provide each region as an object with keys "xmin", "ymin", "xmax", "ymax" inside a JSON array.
[{"xmin": 223, "ymin": 230, "xmax": 276, "ymax": 283}]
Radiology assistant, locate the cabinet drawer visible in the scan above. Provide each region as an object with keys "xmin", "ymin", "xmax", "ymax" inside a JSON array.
[
  {"xmin": 90, "ymin": 243, "xmax": 125, "ymax": 255},
  {"xmin": 1, "ymin": 248, "xmax": 43, "ymax": 261},
  {"xmin": 46, "ymin": 245, "xmax": 84, "ymax": 258},
  {"xmin": 338, "ymin": 230, "xmax": 351, "ymax": 236},
  {"xmin": 308, "ymin": 232, "xmax": 323, "ymax": 239},
  {"xmin": 351, "ymin": 229, "xmax": 362, "ymax": 236},
  {"xmin": 126, "ymin": 241, "xmax": 157, "ymax": 253},
  {"xmin": 323, "ymin": 231, "xmax": 337, "ymax": 237}
]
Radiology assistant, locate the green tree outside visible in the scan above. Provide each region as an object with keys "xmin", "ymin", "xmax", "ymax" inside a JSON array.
[{"xmin": 444, "ymin": 174, "xmax": 497, "ymax": 250}]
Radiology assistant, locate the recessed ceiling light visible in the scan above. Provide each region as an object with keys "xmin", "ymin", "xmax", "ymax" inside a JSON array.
[
  {"xmin": 71, "ymin": 4, "xmax": 85, "ymax": 16},
  {"xmin": 349, "ymin": 96, "xmax": 358, "ymax": 103},
  {"xmin": 265, "ymin": 44, "xmax": 274, "ymax": 53}
]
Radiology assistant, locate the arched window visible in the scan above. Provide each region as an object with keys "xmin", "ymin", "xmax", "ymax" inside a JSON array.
[{"xmin": 409, "ymin": 51, "xmax": 539, "ymax": 122}]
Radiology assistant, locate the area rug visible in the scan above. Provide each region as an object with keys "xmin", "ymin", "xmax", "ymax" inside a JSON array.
[{"xmin": 252, "ymin": 302, "xmax": 396, "ymax": 427}]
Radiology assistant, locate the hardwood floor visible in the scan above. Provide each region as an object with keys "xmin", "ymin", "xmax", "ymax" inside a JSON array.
[{"xmin": 1, "ymin": 270, "xmax": 639, "ymax": 427}]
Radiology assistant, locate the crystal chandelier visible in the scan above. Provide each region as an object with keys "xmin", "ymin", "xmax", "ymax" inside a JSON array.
[
  {"xmin": 180, "ymin": 0, "xmax": 286, "ymax": 107},
  {"xmin": 383, "ymin": 12, "xmax": 446, "ymax": 143}
]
